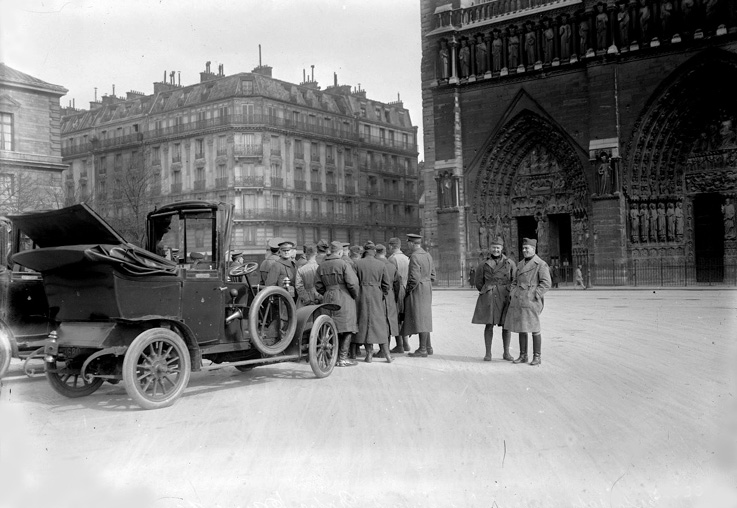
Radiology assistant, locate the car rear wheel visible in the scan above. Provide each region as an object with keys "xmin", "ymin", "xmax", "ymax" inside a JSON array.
[
  {"xmin": 46, "ymin": 358, "xmax": 104, "ymax": 398},
  {"xmin": 0, "ymin": 329, "xmax": 13, "ymax": 379},
  {"xmin": 248, "ymin": 286, "xmax": 297, "ymax": 355},
  {"xmin": 308, "ymin": 315, "xmax": 338, "ymax": 378},
  {"xmin": 123, "ymin": 328, "xmax": 191, "ymax": 410}
]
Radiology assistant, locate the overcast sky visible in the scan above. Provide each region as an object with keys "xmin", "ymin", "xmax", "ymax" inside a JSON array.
[{"xmin": 0, "ymin": 0, "xmax": 424, "ymax": 157}]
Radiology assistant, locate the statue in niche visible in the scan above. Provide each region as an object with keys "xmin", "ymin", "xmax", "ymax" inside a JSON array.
[
  {"xmin": 723, "ymin": 198, "xmax": 736, "ymax": 240},
  {"xmin": 476, "ymin": 34, "xmax": 488, "ymax": 75},
  {"xmin": 543, "ymin": 19, "xmax": 555, "ymax": 63},
  {"xmin": 438, "ymin": 40, "xmax": 450, "ymax": 79},
  {"xmin": 560, "ymin": 14, "xmax": 572, "ymax": 60},
  {"xmin": 596, "ymin": 3, "xmax": 609, "ymax": 51},
  {"xmin": 674, "ymin": 202, "xmax": 684, "ymax": 241},
  {"xmin": 459, "ymin": 39, "xmax": 471, "ymax": 78},
  {"xmin": 508, "ymin": 27, "xmax": 520, "ymax": 68},
  {"xmin": 438, "ymin": 172, "xmax": 453, "ymax": 208},
  {"xmin": 630, "ymin": 204, "xmax": 640, "ymax": 243},
  {"xmin": 719, "ymin": 118, "xmax": 737, "ymax": 149},
  {"xmin": 579, "ymin": 17, "xmax": 591, "ymax": 54},
  {"xmin": 666, "ymin": 202, "xmax": 675, "ymax": 241},
  {"xmin": 639, "ymin": 203, "xmax": 649, "ymax": 242},
  {"xmin": 536, "ymin": 217, "xmax": 547, "ymax": 244},
  {"xmin": 648, "ymin": 203, "xmax": 658, "ymax": 242},
  {"xmin": 525, "ymin": 22, "xmax": 537, "ymax": 65},
  {"xmin": 638, "ymin": 0, "xmax": 651, "ymax": 42},
  {"xmin": 491, "ymin": 31, "xmax": 503, "ymax": 71},
  {"xmin": 657, "ymin": 203, "xmax": 666, "ymax": 241},
  {"xmin": 681, "ymin": 0, "xmax": 696, "ymax": 34},
  {"xmin": 660, "ymin": 0, "xmax": 675, "ymax": 40},
  {"xmin": 617, "ymin": 2, "xmax": 630, "ymax": 47},
  {"xmin": 704, "ymin": 0, "xmax": 720, "ymax": 31},
  {"xmin": 596, "ymin": 152, "xmax": 612, "ymax": 195}
]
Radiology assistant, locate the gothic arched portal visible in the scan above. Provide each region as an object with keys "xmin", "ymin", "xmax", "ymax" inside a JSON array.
[{"xmin": 470, "ymin": 110, "xmax": 589, "ymax": 265}]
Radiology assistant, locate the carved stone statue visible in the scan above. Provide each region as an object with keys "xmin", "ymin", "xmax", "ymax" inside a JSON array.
[
  {"xmin": 579, "ymin": 17, "xmax": 591, "ymax": 54},
  {"xmin": 648, "ymin": 203, "xmax": 658, "ymax": 242},
  {"xmin": 719, "ymin": 118, "xmax": 737, "ymax": 149},
  {"xmin": 704, "ymin": 0, "xmax": 720, "ymax": 31},
  {"xmin": 666, "ymin": 202, "xmax": 675, "ymax": 241},
  {"xmin": 491, "ymin": 31, "xmax": 503, "ymax": 71},
  {"xmin": 596, "ymin": 152, "xmax": 612, "ymax": 195},
  {"xmin": 617, "ymin": 2, "xmax": 630, "ymax": 47},
  {"xmin": 438, "ymin": 40, "xmax": 450, "ymax": 79},
  {"xmin": 723, "ymin": 198, "xmax": 736, "ymax": 240},
  {"xmin": 630, "ymin": 204, "xmax": 640, "ymax": 243},
  {"xmin": 543, "ymin": 19, "xmax": 555, "ymax": 63},
  {"xmin": 475, "ymin": 35, "xmax": 488, "ymax": 75},
  {"xmin": 639, "ymin": 203, "xmax": 649, "ymax": 242},
  {"xmin": 596, "ymin": 3, "xmax": 609, "ymax": 51},
  {"xmin": 681, "ymin": 0, "xmax": 696, "ymax": 34},
  {"xmin": 508, "ymin": 28, "xmax": 520, "ymax": 68},
  {"xmin": 660, "ymin": 0, "xmax": 675, "ymax": 39},
  {"xmin": 657, "ymin": 203, "xmax": 666, "ymax": 241},
  {"xmin": 536, "ymin": 217, "xmax": 547, "ymax": 245},
  {"xmin": 674, "ymin": 201, "xmax": 684, "ymax": 241},
  {"xmin": 638, "ymin": 0, "xmax": 651, "ymax": 42},
  {"xmin": 459, "ymin": 39, "xmax": 471, "ymax": 78},
  {"xmin": 525, "ymin": 23, "xmax": 537, "ymax": 65},
  {"xmin": 560, "ymin": 15, "xmax": 572, "ymax": 60}
]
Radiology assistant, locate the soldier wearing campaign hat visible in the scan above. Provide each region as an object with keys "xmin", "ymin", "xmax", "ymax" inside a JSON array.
[
  {"xmin": 504, "ymin": 238, "xmax": 551, "ymax": 366},
  {"xmin": 402, "ymin": 234, "xmax": 436, "ymax": 358},
  {"xmin": 472, "ymin": 237, "xmax": 516, "ymax": 362},
  {"xmin": 315, "ymin": 240, "xmax": 359, "ymax": 367},
  {"xmin": 265, "ymin": 240, "xmax": 297, "ymax": 296}
]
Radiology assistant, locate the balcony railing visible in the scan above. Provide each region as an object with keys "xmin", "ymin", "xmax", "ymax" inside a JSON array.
[
  {"xmin": 359, "ymin": 133, "xmax": 417, "ymax": 153},
  {"xmin": 171, "ymin": 182, "xmax": 182, "ymax": 194},
  {"xmin": 234, "ymin": 175, "xmax": 265, "ymax": 188},
  {"xmin": 194, "ymin": 179, "xmax": 206, "ymax": 191},
  {"xmin": 233, "ymin": 144, "xmax": 263, "ymax": 158},
  {"xmin": 325, "ymin": 182, "xmax": 338, "ymax": 193},
  {"xmin": 345, "ymin": 183, "xmax": 357, "ymax": 195},
  {"xmin": 215, "ymin": 176, "xmax": 229, "ymax": 189},
  {"xmin": 294, "ymin": 179, "xmax": 307, "ymax": 190},
  {"xmin": 310, "ymin": 181, "xmax": 322, "ymax": 192},
  {"xmin": 271, "ymin": 177, "xmax": 284, "ymax": 188}
]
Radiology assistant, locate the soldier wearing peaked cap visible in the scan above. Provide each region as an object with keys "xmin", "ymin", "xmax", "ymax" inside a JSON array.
[
  {"xmin": 265, "ymin": 240, "xmax": 297, "ymax": 298},
  {"xmin": 402, "ymin": 234, "xmax": 436, "ymax": 357},
  {"xmin": 472, "ymin": 237, "xmax": 516, "ymax": 362},
  {"xmin": 504, "ymin": 238, "xmax": 551, "ymax": 366}
]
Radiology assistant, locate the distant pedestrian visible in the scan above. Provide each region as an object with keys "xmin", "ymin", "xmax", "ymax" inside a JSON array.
[
  {"xmin": 574, "ymin": 264, "xmax": 586, "ymax": 289},
  {"xmin": 550, "ymin": 262, "xmax": 559, "ymax": 289},
  {"xmin": 315, "ymin": 241, "xmax": 359, "ymax": 367},
  {"xmin": 354, "ymin": 242, "xmax": 392, "ymax": 363},
  {"xmin": 471, "ymin": 237, "xmax": 516, "ymax": 362},
  {"xmin": 403, "ymin": 234, "xmax": 436, "ymax": 358},
  {"xmin": 388, "ymin": 237, "xmax": 411, "ymax": 353},
  {"xmin": 468, "ymin": 265, "xmax": 476, "ymax": 287},
  {"xmin": 504, "ymin": 238, "xmax": 552, "ymax": 366}
]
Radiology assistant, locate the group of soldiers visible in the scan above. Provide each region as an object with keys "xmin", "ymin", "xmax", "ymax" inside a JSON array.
[
  {"xmin": 471, "ymin": 237, "xmax": 551, "ymax": 366},
  {"xmin": 252, "ymin": 234, "xmax": 436, "ymax": 367}
]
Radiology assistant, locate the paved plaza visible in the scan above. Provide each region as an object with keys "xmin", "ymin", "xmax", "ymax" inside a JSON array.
[{"xmin": 1, "ymin": 288, "xmax": 736, "ymax": 508}]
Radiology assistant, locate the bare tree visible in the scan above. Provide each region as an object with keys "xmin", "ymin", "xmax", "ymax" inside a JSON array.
[{"xmin": 0, "ymin": 170, "xmax": 64, "ymax": 215}]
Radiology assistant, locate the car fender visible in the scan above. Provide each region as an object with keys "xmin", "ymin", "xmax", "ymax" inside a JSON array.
[
  {"xmin": 293, "ymin": 303, "xmax": 340, "ymax": 341},
  {"xmin": 113, "ymin": 316, "xmax": 199, "ymax": 352}
]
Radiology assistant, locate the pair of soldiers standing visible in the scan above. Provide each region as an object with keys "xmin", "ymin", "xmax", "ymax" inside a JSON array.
[{"xmin": 472, "ymin": 237, "xmax": 551, "ymax": 366}]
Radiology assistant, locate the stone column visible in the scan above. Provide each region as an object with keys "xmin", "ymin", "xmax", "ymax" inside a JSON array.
[{"xmin": 449, "ymin": 38, "xmax": 459, "ymax": 84}]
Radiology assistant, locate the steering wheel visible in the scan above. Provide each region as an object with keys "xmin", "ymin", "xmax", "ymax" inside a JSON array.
[{"xmin": 229, "ymin": 261, "xmax": 259, "ymax": 278}]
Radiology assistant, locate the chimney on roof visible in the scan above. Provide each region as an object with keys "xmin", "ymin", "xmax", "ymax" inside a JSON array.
[{"xmin": 201, "ymin": 61, "xmax": 217, "ymax": 82}]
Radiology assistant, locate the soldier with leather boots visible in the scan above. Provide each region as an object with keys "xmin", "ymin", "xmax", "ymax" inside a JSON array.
[
  {"xmin": 388, "ymin": 237, "xmax": 411, "ymax": 353},
  {"xmin": 471, "ymin": 237, "xmax": 516, "ymax": 362},
  {"xmin": 504, "ymin": 238, "xmax": 551, "ymax": 366},
  {"xmin": 402, "ymin": 234, "xmax": 436, "ymax": 358},
  {"xmin": 354, "ymin": 241, "xmax": 392, "ymax": 363}
]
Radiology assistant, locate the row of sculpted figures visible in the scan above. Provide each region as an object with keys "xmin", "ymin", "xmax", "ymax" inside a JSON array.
[
  {"xmin": 629, "ymin": 200, "xmax": 684, "ymax": 243},
  {"xmin": 436, "ymin": 0, "xmax": 737, "ymax": 81}
]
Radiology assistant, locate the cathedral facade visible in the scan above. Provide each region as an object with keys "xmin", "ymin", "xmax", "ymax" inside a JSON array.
[{"xmin": 421, "ymin": 0, "xmax": 737, "ymax": 284}]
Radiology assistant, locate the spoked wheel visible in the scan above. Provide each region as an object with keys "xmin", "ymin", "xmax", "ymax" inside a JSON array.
[
  {"xmin": 0, "ymin": 328, "xmax": 11, "ymax": 379},
  {"xmin": 308, "ymin": 315, "xmax": 338, "ymax": 378},
  {"xmin": 46, "ymin": 357, "xmax": 104, "ymax": 398},
  {"xmin": 123, "ymin": 328, "xmax": 191, "ymax": 410},
  {"xmin": 248, "ymin": 286, "xmax": 297, "ymax": 355}
]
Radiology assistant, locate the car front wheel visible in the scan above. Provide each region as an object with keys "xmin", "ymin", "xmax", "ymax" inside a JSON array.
[
  {"xmin": 308, "ymin": 315, "xmax": 338, "ymax": 378},
  {"xmin": 123, "ymin": 328, "xmax": 191, "ymax": 410}
]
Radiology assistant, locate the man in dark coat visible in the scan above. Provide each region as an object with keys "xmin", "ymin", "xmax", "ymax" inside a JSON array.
[
  {"xmin": 504, "ymin": 238, "xmax": 552, "ymax": 366},
  {"xmin": 259, "ymin": 238, "xmax": 282, "ymax": 285},
  {"xmin": 354, "ymin": 241, "xmax": 392, "ymax": 363},
  {"xmin": 315, "ymin": 239, "xmax": 329, "ymax": 265},
  {"xmin": 375, "ymin": 244, "xmax": 400, "ymax": 358},
  {"xmin": 265, "ymin": 240, "xmax": 297, "ymax": 299},
  {"xmin": 403, "ymin": 234, "xmax": 436, "ymax": 358},
  {"xmin": 315, "ymin": 241, "xmax": 359, "ymax": 367},
  {"xmin": 472, "ymin": 237, "xmax": 516, "ymax": 362}
]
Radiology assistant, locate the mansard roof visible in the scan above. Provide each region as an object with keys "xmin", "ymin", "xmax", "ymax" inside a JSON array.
[{"xmin": 0, "ymin": 62, "xmax": 67, "ymax": 96}]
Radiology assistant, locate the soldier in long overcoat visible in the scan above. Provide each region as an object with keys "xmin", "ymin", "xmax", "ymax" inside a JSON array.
[
  {"xmin": 265, "ymin": 240, "xmax": 297, "ymax": 297},
  {"xmin": 504, "ymin": 238, "xmax": 552, "ymax": 366},
  {"xmin": 388, "ymin": 237, "xmax": 410, "ymax": 353},
  {"xmin": 259, "ymin": 237, "xmax": 282, "ymax": 285},
  {"xmin": 315, "ymin": 241, "xmax": 359, "ymax": 367},
  {"xmin": 471, "ymin": 237, "xmax": 516, "ymax": 362},
  {"xmin": 402, "ymin": 234, "xmax": 436, "ymax": 358},
  {"xmin": 354, "ymin": 242, "xmax": 392, "ymax": 363},
  {"xmin": 376, "ymin": 244, "xmax": 400, "ymax": 344}
]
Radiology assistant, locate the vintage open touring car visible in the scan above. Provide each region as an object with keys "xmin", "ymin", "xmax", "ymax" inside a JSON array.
[{"xmin": 7, "ymin": 201, "xmax": 340, "ymax": 409}]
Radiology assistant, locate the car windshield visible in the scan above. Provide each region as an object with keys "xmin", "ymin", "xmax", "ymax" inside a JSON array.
[{"xmin": 150, "ymin": 210, "xmax": 217, "ymax": 269}]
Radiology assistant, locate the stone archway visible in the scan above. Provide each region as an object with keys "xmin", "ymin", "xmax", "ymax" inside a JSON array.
[
  {"xmin": 470, "ymin": 110, "xmax": 589, "ymax": 263},
  {"xmin": 624, "ymin": 49, "xmax": 737, "ymax": 280}
]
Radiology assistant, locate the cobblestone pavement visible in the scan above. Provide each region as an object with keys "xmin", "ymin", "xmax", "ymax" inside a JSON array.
[{"xmin": 1, "ymin": 289, "xmax": 736, "ymax": 508}]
